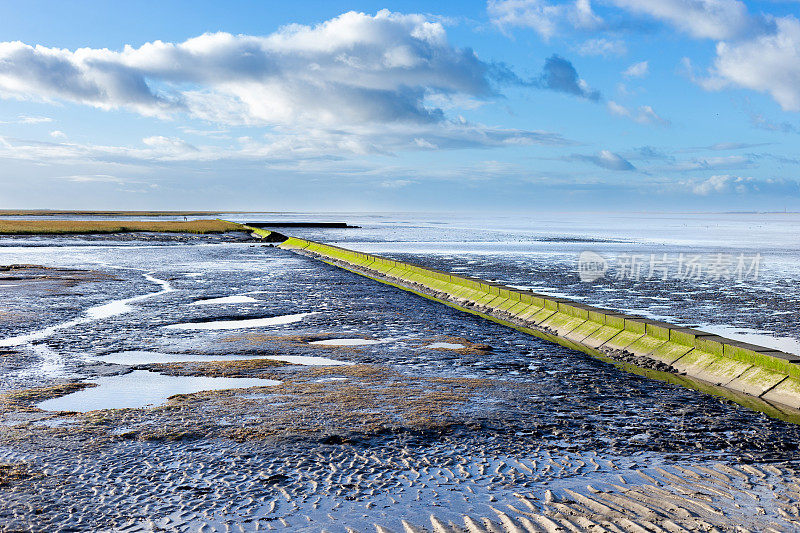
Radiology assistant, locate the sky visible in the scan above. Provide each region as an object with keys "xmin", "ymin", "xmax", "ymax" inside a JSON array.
[{"xmin": 0, "ymin": 0, "xmax": 799, "ymax": 212}]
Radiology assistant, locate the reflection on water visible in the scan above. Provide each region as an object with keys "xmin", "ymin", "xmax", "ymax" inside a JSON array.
[
  {"xmin": 37, "ymin": 370, "xmax": 280, "ymax": 412},
  {"xmin": 164, "ymin": 312, "xmax": 317, "ymax": 330},
  {"xmin": 309, "ymin": 338, "xmax": 383, "ymax": 346},
  {"xmin": 96, "ymin": 351, "xmax": 353, "ymax": 367}
]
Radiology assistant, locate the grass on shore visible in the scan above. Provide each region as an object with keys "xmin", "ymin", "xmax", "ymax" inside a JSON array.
[{"xmin": 0, "ymin": 219, "xmax": 247, "ymax": 235}]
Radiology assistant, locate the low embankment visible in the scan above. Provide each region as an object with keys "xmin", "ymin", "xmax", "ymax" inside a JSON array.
[{"xmin": 251, "ymin": 228, "xmax": 800, "ymax": 417}]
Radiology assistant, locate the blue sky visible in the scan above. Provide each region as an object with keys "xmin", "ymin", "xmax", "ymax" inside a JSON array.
[{"xmin": 0, "ymin": 0, "xmax": 799, "ymax": 211}]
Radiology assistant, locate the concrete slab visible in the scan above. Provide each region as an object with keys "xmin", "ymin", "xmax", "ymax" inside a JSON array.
[
  {"xmin": 624, "ymin": 335, "xmax": 667, "ymax": 357},
  {"xmin": 601, "ymin": 330, "xmax": 644, "ymax": 351},
  {"xmin": 672, "ymin": 350, "xmax": 752, "ymax": 386},
  {"xmin": 649, "ymin": 342, "xmax": 694, "ymax": 365},
  {"xmin": 539, "ymin": 314, "xmax": 587, "ymax": 337},
  {"xmin": 563, "ymin": 320, "xmax": 603, "ymax": 343},
  {"xmin": 517, "ymin": 304, "xmax": 545, "ymax": 321},
  {"xmin": 506, "ymin": 301, "xmax": 530, "ymax": 315},
  {"xmin": 726, "ymin": 367, "xmax": 788, "ymax": 397},
  {"xmin": 526, "ymin": 308, "xmax": 556, "ymax": 325},
  {"xmin": 762, "ymin": 377, "xmax": 800, "ymax": 410},
  {"xmin": 582, "ymin": 325, "xmax": 623, "ymax": 349}
]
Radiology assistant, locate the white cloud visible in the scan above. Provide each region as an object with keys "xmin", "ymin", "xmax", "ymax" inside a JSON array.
[
  {"xmin": 702, "ymin": 16, "xmax": 800, "ymax": 111},
  {"xmin": 608, "ymin": 0, "xmax": 756, "ymax": 40},
  {"xmin": 488, "ymin": 0, "xmax": 602, "ymax": 40},
  {"xmin": 0, "ymin": 115, "xmax": 53, "ymax": 124},
  {"xmin": 566, "ymin": 150, "xmax": 636, "ymax": 170},
  {"xmin": 18, "ymin": 115, "xmax": 53, "ymax": 124},
  {"xmin": 0, "ymin": 11, "xmax": 493, "ymax": 127},
  {"xmin": 577, "ymin": 38, "xmax": 627, "ymax": 57},
  {"xmin": 0, "ymin": 10, "xmax": 572, "ymax": 156},
  {"xmin": 607, "ymin": 101, "xmax": 629, "ymax": 116},
  {"xmin": 666, "ymin": 154, "xmax": 753, "ymax": 171},
  {"xmin": 142, "ymin": 136, "xmax": 198, "ymax": 153},
  {"xmin": 49, "ymin": 130, "xmax": 66, "ymax": 139},
  {"xmin": 0, "ymin": 118, "xmax": 572, "ymax": 170},
  {"xmin": 692, "ymin": 174, "xmax": 733, "ymax": 194},
  {"xmin": 56, "ymin": 174, "xmax": 124, "ymax": 184},
  {"xmin": 381, "ymin": 179, "xmax": 415, "ymax": 188},
  {"xmin": 607, "ymin": 2, "xmax": 800, "ymax": 111},
  {"xmin": 623, "ymin": 60, "xmax": 649, "ymax": 78},
  {"xmin": 606, "ymin": 101, "xmax": 669, "ymax": 125},
  {"xmin": 689, "ymin": 174, "xmax": 800, "ymax": 195}
]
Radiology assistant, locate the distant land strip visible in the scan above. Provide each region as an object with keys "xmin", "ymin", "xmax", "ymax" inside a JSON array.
[
  {"xmin": 0, "ymin": 219, "xmax": 247, "ymax": 234},
  {"xmin": 0, "ymin": 210, "xmax": 257, "ymax": 217}
]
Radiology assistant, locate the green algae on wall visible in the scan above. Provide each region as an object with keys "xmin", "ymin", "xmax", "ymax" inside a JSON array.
[{"xmin": 274, "ymin": 235, "xmax": 800, "ymax": 418}]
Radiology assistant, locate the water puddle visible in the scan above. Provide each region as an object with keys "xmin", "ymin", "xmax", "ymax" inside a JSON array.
[
  {"xmin": 97, "ymin": 351, "xmax": 267, "ymax": 365},
  {"xmin": 0, "ymin": 272, "xmax": 174, "ymax": 347},
  {"xmin": 96, "ymin": 351, "xmax": 352, "ymax": 366},
  {"xmin": 309, "ymin": 338, "xmax": 382, "ymax": 346},
  {"xmin": 32, "ymin": 417, "xmax": 79, "ymax": 428},
  {"xmin": 266, "ymin": 355, "xmax": 353, "ymax": 366},
  {"xmin": 427, "ymin": 342, "xmax": 465, "ymax": 349},
  {"xmin": 191, "ymin": 296, "xmax": 258, "ymax": 305},
  {"xmin": 164, "ymin": 312, "xmax": 317, "ymax": 330},
  {"xmin": 698, "ymin": 324, "xmax": 800, "ymax": 356},
  {"xmin": 37, "ymin": 370, "xmax": 281, "ymax": 412}
]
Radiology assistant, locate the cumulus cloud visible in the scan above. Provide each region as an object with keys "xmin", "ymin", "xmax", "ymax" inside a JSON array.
[
  {"xmin": 698, "ymin": 141, "xmax": 771, "ymax": 150},
  {"xmin": 0, "ymin": 118, "xmax": 573, "ymax": 169},
  {"xmin": 748, "ymin": 111, "xmax": 799, "ymax": 134},
  {"xmin": 0, "ymin": 10, "xmax": 575, "ymax": 156},
  {"xmin": 534, "ymin": 55, "xmax": 600, "ymax": 101},
  {"xmin": 607, "ymin": 0, "xmax": 760, "ymax": 40},
  {"xmin": 702, "ymin": 16, "xmax": 800, "ymax": 111},
  {"xmin": 623, "ymin": 60, "xmax": 649, "ymax": 78},
  {"xmin": 607, "ymin": 2, "xmax": 799, "ymax": 112},
  {"xmin": 665, "ymin": 154, "xmax": 753, "ymax": 171},
  {"xmin": 56, "ymin": 174, "xmax": 125, "ymax": 184},
  {"xmin": 577, "ymin": 38, "xmax": 627, "ymax": 58},
  {"xmin": 689, "ymin": 174, "xmax": 800, "ymax": 195},
  {"xmin": 0, "ymin": 11, "xmax": 503, "ymax": 127},
  {"xmin": 607, "ymin": 101, "xmax": 669, "ymax": 125},
  {"xmin": 488, "ymin": 0, "xmax": 602, "ymax": 40},
  {"xmin": 566, "ymin": 150, "xmax": 636, "ymax": 170},
  {"xmin": 0, "ymin": 115, "xmax": 53, "ymax": 124}
]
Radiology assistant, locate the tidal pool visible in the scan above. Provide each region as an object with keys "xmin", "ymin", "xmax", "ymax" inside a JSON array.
[
  {"xmin": 427, "ymin": 342, "xmax": 465, "ymax": 349},
  {"xmin": 96, "ymin": 351, "xmax": 352, "ymax": 367},
  {"xmin": 309, "ymin": 338, "xmax": 382, "ymax": 346},
  {"xmin": 37, "ymin": 370, "xmax": 281, "ymax": 412},
  {"xmin": 164, "ymin": 312, "xmax": 317, "ymax": 330},
  {"xmin": 190, "ymin": 295, "xmax": 259, "ymax": 305}
]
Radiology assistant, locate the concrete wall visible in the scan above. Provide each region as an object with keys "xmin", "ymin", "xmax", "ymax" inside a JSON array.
[{"xmin": 277, "ymin": 236, "xmax": 800, "ymax": 416}]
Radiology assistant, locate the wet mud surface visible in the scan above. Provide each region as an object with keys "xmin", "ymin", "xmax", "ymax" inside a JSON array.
[{"xmin": 0, "ymin": 229, "xmax": 799, "ymax": 531}]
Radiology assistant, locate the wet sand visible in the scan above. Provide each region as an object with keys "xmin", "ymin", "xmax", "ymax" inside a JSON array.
[{"xmin": 1, "ymin": 230, "xmax": 800, "ymax": 531}]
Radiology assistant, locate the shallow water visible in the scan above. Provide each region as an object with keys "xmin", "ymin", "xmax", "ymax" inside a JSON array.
[
  {"xmin": 36, "ymin": 370, "xmax": 280, "ymax": 412},
  {"xmin": 309, "ymin": 338, "xmax": 383, "ymax": 346},
  {"xmin": 2, "ymin": 214, "xmax": 800, "ymax": 531},
  {"xmin": 97, "ymin": 351, "xmax": 272, "ymax": 365},
  {"xmin": 190, "ymin": 295, "xmax": 258, "ymax": 305},
  {"xmin": 163, "ymin": 312, "xmax": 316, "ymax": 330}
]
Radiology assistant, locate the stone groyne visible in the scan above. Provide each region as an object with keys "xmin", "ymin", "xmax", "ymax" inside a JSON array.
[{"xmin": 246, "ymin": 227, "xmax": 800, "ymax": 418}]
